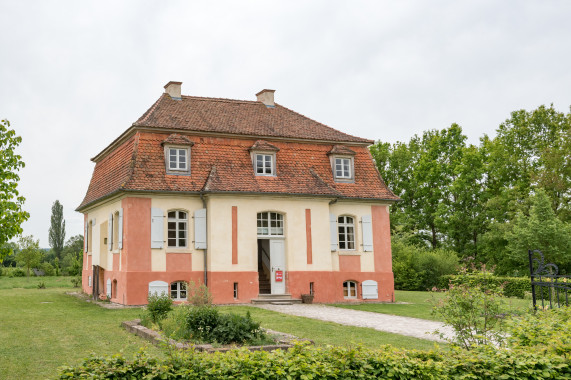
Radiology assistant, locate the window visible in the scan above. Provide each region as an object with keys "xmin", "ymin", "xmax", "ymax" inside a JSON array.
[
  {"xmin": 167, "ymin": 210, "xmax": 187, "ymax": 247},
  {"xmin": 343, "ymin": 281, "xmax": 357, "ymax": 299},
  {"xmin": 257, "ymin": 212, "xmax": 284, "ymax": 236},
  {"xmin": 233, "ymin": 282, "xmax": 238, "ymax": 299},
  {"xmin": 170, "ymin": 281, "xmax": 187, "ymax": 300},
  {"xmin": 338, "ymin": 215, "xmax": 355, "ymax": 250},
  {"xmin": 334, "ymin": 157, "xmax": 353, "ymax": 180},
  {"xmin": 165, "ymin": 146, "xmax": 190, "ymax": 174},
  {"xmin": 254, "ymin": 153, "xmax": 275, "ymax": 176}
]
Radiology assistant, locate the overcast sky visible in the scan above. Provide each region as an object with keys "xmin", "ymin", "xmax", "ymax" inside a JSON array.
[{"xmin": 1, "ymin": 1, "xmax": 571, "ymax": 247}]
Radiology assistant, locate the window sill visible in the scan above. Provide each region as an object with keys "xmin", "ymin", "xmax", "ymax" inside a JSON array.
[
  {"xmin": 166, "ymin": 249, "xmax": 192, "ymax": 254},
  {"xmin": 336, "ymin": 250, "xmax": 361, "ymax": 256}
]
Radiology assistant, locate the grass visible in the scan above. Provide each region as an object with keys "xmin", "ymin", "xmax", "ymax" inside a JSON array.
[
  {"xmin": 333, "ymin": 290, "xmax": 534, "ymax": 321},
  {"xmin": 0, "ymin": 286, "xmax": 162, "ymax": 380},
  {"xmin": 218, "ymin": 305, "xmax": 441, "ymax": 351},
  {"xmin": 0, "ymin": 274, "xmax": 77, "ymax": 289},
  {"xmin": 0, "ymin": 278, "xmax": 445, "ymax": 379}
]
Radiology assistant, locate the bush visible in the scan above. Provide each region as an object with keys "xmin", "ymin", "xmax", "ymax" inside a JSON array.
[
  {"xmin": 41, "ymin": 262, "xmax": 55, "ymax": 276},
  {"xmin": 438, "ymin": 273, "xmax": 531, "ymax": 298},
  {"xmin": 432, "ymin": 266, "xmax": 509, "ymax": 349},
  {"xmin": 57, "ymin": 342, "xmax": 570, "ymax": 379},
  {"xmin": 187, "ymin": 281, "xmax": 213, "ymax": 306},
  {"xmin": 5, "ymin": 267, "xmax": 26, "ymax": 277},
  {"xmin": 145, "ymin": 293, "xmax": 173, "ymax": 324},
  {"xmin": 182, "ymin": 306, "xmax": 266, "ymax": 344},
  {"xmin": 70, "ymin": 277, "xmax": 81, "ymax": 288},
  {"xmin": 506, "ymin": 306, "xmax": 571, "ymax": 356},
  {"xmin": 392, "ymin": 240, "xmax": 459, "ymax": 291}
]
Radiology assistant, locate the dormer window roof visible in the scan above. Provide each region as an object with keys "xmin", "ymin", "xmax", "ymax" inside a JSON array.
[
  {"xmin": 161, "ymin": 134, "xmax": 195, "ymax": 147},
  {"xmin": 163, "ymin": 134, "xmax": 193, "ymax": 175},
  {"xmin": 327, "ymin": 145, "xmax": 356, "ymax": 156},
  {"xmin": 249, "ymin": 140, "xmax": 279, "ymax": 177},
  {"xmin": 249, "ymin": 140, "xmax": 280, "ymax": 152},
  {"xmin": 328, "ymin": 145, "xmax": 355, "ymax": 183}
]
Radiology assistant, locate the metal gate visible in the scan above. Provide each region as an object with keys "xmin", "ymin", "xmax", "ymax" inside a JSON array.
[{"xmin": 528, "ymin": 249, "xmax": 570, "ymax": 310}]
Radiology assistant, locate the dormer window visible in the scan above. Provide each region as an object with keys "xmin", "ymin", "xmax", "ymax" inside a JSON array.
[
  {"xmin": 161, "ymin": 134, "xmax": 194, "ymax": 175},
  {"xmin": 334, "ymin": 157, "xmax": 352, "ymax": 179},
  {"xmin": 328, "ymin": 145, "xmax": 356, "ymax": 183},
  {"xmin": 249, "ymin": 140, "xmax": 280, "ymax": 177},
  {"xmin": 255, "ymin": 153, "xmax": 275, "ymax": 176},
  {"xmin": 168, "ymin": 147, "xmax": 189, "ymax": 171}
]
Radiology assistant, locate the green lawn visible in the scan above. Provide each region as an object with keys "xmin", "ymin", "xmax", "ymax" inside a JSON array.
[
  {"xmin": 0, "ymin": 287, "xmax": 162, "ymax": 380},
  {"xmin": 333, "ymin": 290, "xmax": 534, "ymax": 321},
  {"xmin": 0, "ymin": 281, "xmax": 444, "ymax": 379},
  {"xmin": 0, "ymin": 275, "xmax": 76, "ymax": 289},
  {"xmin": 219, "ymin": 306, "xmax": 440, "ymax": 351}
]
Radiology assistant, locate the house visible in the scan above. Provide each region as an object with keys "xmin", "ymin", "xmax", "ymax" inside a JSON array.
[{"xmin": 76, "ymin": 81, "xmax": 399, "ymax": 305}]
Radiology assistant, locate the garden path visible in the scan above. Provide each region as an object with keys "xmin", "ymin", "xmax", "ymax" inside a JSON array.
[{"xmin": 253, "ymin": 304, "xmax": 454, "ymax": 342}]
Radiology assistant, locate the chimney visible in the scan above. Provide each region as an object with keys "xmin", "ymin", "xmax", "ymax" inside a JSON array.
[
  {"xmin": 256, "ymin": 89, "xmax": 275, "ymax": 107},
  {"xmin": 164, "ymin": 81, "xmax": 182, "ymax": 100}
]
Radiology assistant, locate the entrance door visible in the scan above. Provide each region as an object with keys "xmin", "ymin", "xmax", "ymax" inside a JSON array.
[{"xmin": 270, "ymin": 239, "xmax": 286, "ymax": 294}]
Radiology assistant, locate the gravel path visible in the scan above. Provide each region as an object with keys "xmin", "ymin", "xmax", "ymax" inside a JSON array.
[{"xmin": 253, "ymin": 303, "xmax": 454, "ymax": 342}]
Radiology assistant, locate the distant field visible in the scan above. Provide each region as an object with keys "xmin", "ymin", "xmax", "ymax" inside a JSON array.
[
  {"xmin": 0, "ymin": 275, "xmax": 75, "ymax": 289},
  {"xmin": 333, "ymin": 290, "xmax": 534, "ymax": 321}
]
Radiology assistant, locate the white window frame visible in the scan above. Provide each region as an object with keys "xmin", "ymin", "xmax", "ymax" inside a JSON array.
[
  {"xmin": 332, "ymin": 156, "xmax": 354, "ymax": 182},
  {"xmin": 257, "ymin": 212, "xmax": 284, "ymax": 237},
  {"xmin": 170, "ymin": 281, "xmax": 187, "ymax": 301},
  {"xmin": 338, "ymin": 215, "xmax": 356, "ymax": 250},
  {"xmin": 253, "ymin": 152, "xmax": 276, "ymax": 176},
  {"xmin": 167, "ymin": 210, "xmax": 188, "ymax": 248},
  {"xmin": 343, "ymin": 281, "xmax": 358, "ymax": 299},
  {"xmin": 165, "ymin": 145, "xmax": 191, "ymax": 175}
]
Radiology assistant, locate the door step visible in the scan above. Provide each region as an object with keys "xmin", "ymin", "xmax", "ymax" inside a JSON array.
[{"xmin": 251, "ymin": 294, "xmax": 302, "ymax": 304}]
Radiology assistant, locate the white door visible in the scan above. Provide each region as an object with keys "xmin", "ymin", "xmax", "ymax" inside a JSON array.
[{"xmin": 270, "ymin": 239, "xmax": 286, "ymax": 294}]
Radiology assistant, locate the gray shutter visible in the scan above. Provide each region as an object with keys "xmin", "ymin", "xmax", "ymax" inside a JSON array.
[
  {"xmin": 118, "ymin": 208, "xmax": 123, "ymax": 249},
  {"xmin": 84, "ymin": 221, "xmax": 88, "ymax": 252},
  {"xmin": 106, "ymin": 279, "xmax": 112, "ymax": 298},
  {"xmin": 194, "ymin": 208, "xmax": 207, "ymax": 249},
  {"xmin": 362, "ymin": 280, "xmax": 378, "ymax": 299},
  {"xmin": 362, "ymin": 215, "xmax": 373, "ymax": 251},
  {"xmin": 148, "ymin": 281, "xmax": 168, "ymax": 297},
  {"xmin": 108, "ymin": 213, "xmax": 113, "ymax": 251},
  {"xmin": 151, "ymin": 208, "xmax": 164, "ymax": 249},
  {"xmin": 330, "ymin": 214, "xmax": 338, "ymax": 251}
]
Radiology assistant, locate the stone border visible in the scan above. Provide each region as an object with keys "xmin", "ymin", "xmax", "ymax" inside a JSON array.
[{"xmin": 122, "ymin": 319, "xmax": 313, "ymax": 353}]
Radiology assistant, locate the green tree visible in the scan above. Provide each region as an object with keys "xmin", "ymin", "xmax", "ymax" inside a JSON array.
[
  {"xmin": 16, "ymin": 235, "xmax": 43, "ymax": 277},
  {"xmin": 48, "ymin": 200, "xmax": 65, "ymax": 260},
  {"xmin": 0, "ymin": 119, "xmax": 29, "ymax": 263},
  {"xmin": 61, "ymin": 235, "xmax": 84, "ymax": 276},
  {"xmin": 503, "ymin": 189, "xmax": 571, "ymax": 275}
]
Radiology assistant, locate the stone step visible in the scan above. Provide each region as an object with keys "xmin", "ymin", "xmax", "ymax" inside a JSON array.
[{"xmin": 251, "ymin": 294, "xmax": 302, "ymax": 304}]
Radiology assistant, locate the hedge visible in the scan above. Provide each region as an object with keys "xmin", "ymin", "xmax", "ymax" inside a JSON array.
[
  {"xmin": 57, "ymin": 343, "xmax": 570, "ymax": 379},
  {"xmin": 438, "ymin": 274, "xmax": 531, "ymax": 298}
]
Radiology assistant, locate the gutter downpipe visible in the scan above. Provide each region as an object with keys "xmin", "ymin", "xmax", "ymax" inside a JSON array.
[{"xmin": 200, "ymin": 192, "xmax": 208, "ymax": 286}]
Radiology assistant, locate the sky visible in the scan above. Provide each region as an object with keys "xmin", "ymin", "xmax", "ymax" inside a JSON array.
[{"xmin": 1, "ymin": 1, "xmax": 571, "ymax": 248}]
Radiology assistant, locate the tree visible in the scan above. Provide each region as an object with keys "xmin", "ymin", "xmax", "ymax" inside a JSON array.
[
  {"xmin": 16, "ymin": 235, "xmax": 43, "ymax": 277},
  {"xmin": 503, "ymin": 189, "xmax": 571, "ymax": 275},
  {"xmin": 0, "ymin": 119, "xmax": 29, "ymax": 263},
  {"xmin": 61, "ymin": 235, "xmax": 84, "ymax": 276},
  {"xmin": 48, "ymin": 200, "xmax": 66, "ymax": 260}
]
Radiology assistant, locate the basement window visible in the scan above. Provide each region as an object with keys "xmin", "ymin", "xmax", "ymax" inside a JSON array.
[{"xmin": 343, "ymin": 281, "xmax": 357, "ymax": 299}]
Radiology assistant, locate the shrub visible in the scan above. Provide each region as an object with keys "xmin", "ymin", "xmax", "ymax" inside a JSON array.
[
  {"xmin": 57, "ymin": 343, "xmax": 571, "ymax": 379},
  {"xmin": 161, "ymin": 305, "xmax": 192, "ymax": 341},
  {"xmin": 183, "ymin": 306, "xmax": 267, "ymax": 344},
  {"xmin": 187, "ymin": 281, "xmax": 213, "ymax": 306},
  {"xmin": 70, "ymin": 277, "xmax": 81, "ymax": 288},
  {"xmin": 10, "ymin": 267, "xmax": 26, "ymax": 277},
  {"xmin": 392, "ymin": 240, "xmax": 459, "ymax": 291},
  {"xmin": 146, "ymin": 293, "xmax": 173, "ymax": 324},
  {"xmin": 506, "ymin": 306, "xmax": 571, "ymax": 356},
  {"xmin": 432, "ymin": 266, "xmax": 509, "ymax": 349},
  {"xmin": 41, "ymin": 262, "xmax": 55, "ymax": 276},
  {"xmin": 438, "ymin": 274, "xmax": 531, "ymax": 298},
  {"xmin": 37, "ymin": 281, "xmax": 46, "ymax": 289}
]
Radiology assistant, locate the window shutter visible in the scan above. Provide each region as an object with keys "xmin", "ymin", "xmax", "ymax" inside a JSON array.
[
  {"xmin": 362, "ymin": 280, "xmax": 378, "ymax": 299},
  {"xmin": 118, "ymin": 208, "xmax": 123, "ymax": 249},
  {"xmin": 194, "ymin": 208, "xmax": 207, "ymax": 249},
  {"xmin": 108, "ymin": 213, "xmax": 113, "ymax": 251},
  {"xmin": 151, "ymin": 208, "xmax": 164, "ymax": 249},
  {"xmin": 329, "ymin": 214, "xmax": 338, "ymax": 251},
  {"xmin": 84, "ymin": 221, "xmax": 88, "ymax": 252},
  {"xmin": 106, "ymin": 279, "xmax": 112, "ymax": 298},
  {"xmin": 362, "ymin": 215, "xmax": 373, "ymax": 251},
  {"xmin": 148, "ymin": 281, "xmax": 168, "ymax": 297}
]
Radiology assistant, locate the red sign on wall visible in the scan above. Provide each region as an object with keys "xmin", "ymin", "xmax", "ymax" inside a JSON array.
[{"xmin": 275, "ymin": 270, "xmax": 283, "ymax": 282}]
